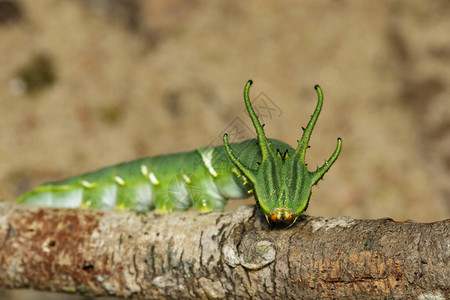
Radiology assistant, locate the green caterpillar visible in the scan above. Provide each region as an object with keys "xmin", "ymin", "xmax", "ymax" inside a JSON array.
[{"xmin": 17, "ymin": 80, "xmax": 342, "ymax": 226}]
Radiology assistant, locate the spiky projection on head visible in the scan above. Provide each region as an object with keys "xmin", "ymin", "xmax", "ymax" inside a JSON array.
[{"xmin": 223, "ymin": 80, "xmax": 342, "ymax": 227}]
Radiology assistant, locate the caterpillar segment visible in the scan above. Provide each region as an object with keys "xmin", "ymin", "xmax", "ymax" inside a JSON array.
[
  {"xmin": 17, "ymin": 80, "xmax": 342, "ymax": 227},
  {"xmin": 16, "ymin": 141, "xmax": 266, "ymax": 212}
]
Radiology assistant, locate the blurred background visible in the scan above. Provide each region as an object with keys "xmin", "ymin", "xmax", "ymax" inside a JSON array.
[{"xmin": 0, "ymin": 0, "xmax": 449, "ymax": 298}]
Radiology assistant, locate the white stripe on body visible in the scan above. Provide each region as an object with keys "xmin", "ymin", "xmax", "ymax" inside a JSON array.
[
  {"xmin": 149, "ymin": 172, "xmax": 159, "ymax": 185},
  {"xmin": 198, "ymin": 147, "xmax": 218, "ymax": 177},
  {"xmin": 168, "ymin": 177, "xmax": 191, "ymax": 210}
]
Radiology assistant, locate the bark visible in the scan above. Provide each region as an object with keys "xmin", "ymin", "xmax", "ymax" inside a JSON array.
[{"xmin": 0, "ymin": 203, "xmax": 448, "ymax": 299}]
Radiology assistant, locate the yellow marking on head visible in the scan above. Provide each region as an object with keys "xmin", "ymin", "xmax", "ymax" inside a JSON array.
[
  {"xmin": 269, "ymin": 208, "xmax": 294, "ymax": 223},
  {"xmin": 247, "ymin": 189, "xmax": 253, "ymax": 194}
]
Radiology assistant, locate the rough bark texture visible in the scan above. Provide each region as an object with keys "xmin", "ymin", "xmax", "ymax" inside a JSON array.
[{"xmin": 0, "ymin": 203, "xmax": 448, "ymax": 299}]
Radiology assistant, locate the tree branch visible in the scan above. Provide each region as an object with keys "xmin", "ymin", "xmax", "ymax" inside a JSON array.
[{"xmin": 0, "ymin": 203, "xmax": 448, "ymax": 299}]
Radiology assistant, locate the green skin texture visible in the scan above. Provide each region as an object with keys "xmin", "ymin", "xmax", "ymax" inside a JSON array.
[{"xmin": 17, "ymin": 80, "xmax": 342, "ymax": 226}]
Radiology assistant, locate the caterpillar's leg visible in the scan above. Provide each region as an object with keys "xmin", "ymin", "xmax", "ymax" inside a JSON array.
[
  {"xmin": 213, "ymin": 167, "xmax": 251, "ymax": 199},
  {"xmin": 152, "ymin": 174, "xmax": 192, "ymax": 212},
  {"xmin": 80, "ymin": 183, "xmax": 117, "ymax": 210},
  {"xmin": 188, "ymin": 176, "xmax": 227, "ymax": 212},
  {"xmin": 115, "ymin": 182, "xmax": 153, "ymax": 212}
]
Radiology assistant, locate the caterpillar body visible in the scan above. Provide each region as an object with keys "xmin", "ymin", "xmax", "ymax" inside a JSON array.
[
  {"xmin": 17, "ymin": 80, "xmax": 342, "ymax": 226},
  {"xmin": 17, "ymin": 139, "xmax": 288, "ymax": 212}
]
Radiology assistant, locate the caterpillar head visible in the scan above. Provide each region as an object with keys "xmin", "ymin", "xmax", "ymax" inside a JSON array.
[{"xmin": 223, "ymin": 80, "xmax": 342, "ymax": 227}]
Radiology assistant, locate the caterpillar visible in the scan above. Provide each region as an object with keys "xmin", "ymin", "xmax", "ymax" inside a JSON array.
[{"xmin": 16, "ymin": 80, "xmax": 342, "ymax": 226}]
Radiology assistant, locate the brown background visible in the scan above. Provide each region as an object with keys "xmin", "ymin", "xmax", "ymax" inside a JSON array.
[
  {"xmin": 1, "ymin": 0, "xmax": 449, "ymax": 220},
  {"xmin": 1, "ymin": 1, "xmax": 449, "ymax": 221},
  {"xmin": 0, "ymin": 0, "xmax": 449, "ymax": 299}
]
